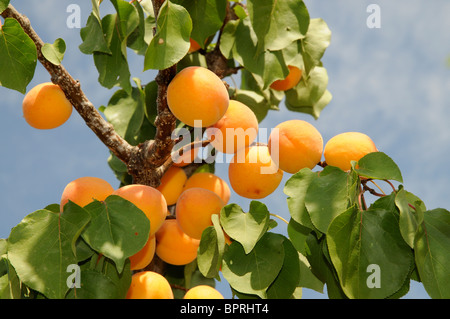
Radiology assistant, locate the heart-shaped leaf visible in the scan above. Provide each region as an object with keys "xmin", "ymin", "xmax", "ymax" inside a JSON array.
[{"xmin": 42, "ymin": 38, "xmax": 66, "ymax": 65}]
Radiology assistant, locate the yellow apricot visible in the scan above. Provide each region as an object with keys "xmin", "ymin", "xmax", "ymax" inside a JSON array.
[
  {"xmin": 324, "ymin": 132, "xmax": 378, "ymax": 171},
  {"xmin": 112, "ymin": 184, "xmax": 167, "ymax": 236},
  {"xmin": 129, "ymin": 235, "xmax": 156, "ymax": 271},
  {"xmin": 207, "ymin": 100, "xmax": 259, "ymax": 154},
  {"xmin": 126, "ymin": 271, "xmax": 174, "ymax": 299},
  {"xmin": 167, "ymin": 66, "xmax": 229, "ymax": 127},
  {"xmin": 183, "ymin": 285, "xmax": 224, "ymax": 299},
  {"xmin": 176, "ymin": 188, "xmax": 225, "ymax": 240},
  {"xmin": 268, "ymin": 120, "xmax": 323, "ymax": 174},
  {"xmin": 183, "ymin": 172, "xmax": 231, "ymax": 204},
  {"xmin": 228, "ymin": 145, "xmax": 283, "ymax": 199},
  {"xmin": 270, "ymin": 65, "xmax": 302, "ymax": 91},
  {"xmin": 22, "ymin": 82, "xmax": 73, "ymax": 129},
  {"xmin": 188, "ymin": 38, "xmax": 201, "ymax": 53},
  {"xmin": 156, "ymin": 166, "xmax": 187, "ymax": 206},
  {"xmin": 60, "ymin": 176, "xmax": 114, "ymax": 211},
  {"xmin": 155, "ymin": 219, "xmax": 200, "ymax": 266}
]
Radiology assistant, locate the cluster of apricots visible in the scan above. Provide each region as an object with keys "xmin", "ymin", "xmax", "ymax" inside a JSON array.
[
  {"xmin": 167, "ymin": 66, "xmax": 378, "ymax": 200},
  {"xmin": 59, "ymin": 169, "xmax": 230, "ymax": 299}
]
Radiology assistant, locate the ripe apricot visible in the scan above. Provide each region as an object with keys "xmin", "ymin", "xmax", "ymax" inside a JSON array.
[
  {"xmin": 60, "ymin": 176, "xmax": 114, "ymax": 211},
  {"xmin": 324, "ymin": 132, "xmax": 378, "ymax": 171},
  {"xmin": 183, "ymin": 285, "xmax": 224, "ymax": 299},
  {"xmin": 207, "ymin": 100, "xmax": 259, "ymax": 154},
  {"xmin": 126, "ymin": 271, "xmax": 174, "ymax": 299},
  {"xmin": 270, "ymin": 65, "xmax": 302, "ymax": 91},
  {"xmin": 155, "ymin": 219, "xmax": 200, "ymax": 266},
  {"xmin": 156, "ymin": 166, "xmax": 187, "ymax": 206},
  {"xmin": 228, "ymin": 145, "xmax": 283, "ymax": 199},
  {"xmin": 22, "ymin": 82, "xmax": 73, "ymax": 129},
  {"xmin": 129, "ymin": 235, "xmax": 156, "ymax": 271},
  {"xmin": 167, "ymin": 66, "xmax": 229, "ymax": 127},
  {"xmin": 183, "ymin": 172, "xmax": 231, "ymax": 204},
  {"xmin": 112, "ymin": 184, "xmax": 167, "ymax": 236},
  {"xmin": 268, "ymin": 120, "xmax": 323, "ymax": 174},
  {"xmin": 176, "ymin": 188, "xmax": 225, "ymax": 240},
  {"xmin": 188, "ymin": 38, "xmax": 201, "ymax": 53}
]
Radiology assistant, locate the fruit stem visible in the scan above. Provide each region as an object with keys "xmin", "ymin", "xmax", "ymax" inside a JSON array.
[
  {"xmin": 369, "ymin": 180, "xmax": 386, "ymax": 195},
  {"xmin": 269, "ymin": 213, "xmax": 289, "ymax": 225}
]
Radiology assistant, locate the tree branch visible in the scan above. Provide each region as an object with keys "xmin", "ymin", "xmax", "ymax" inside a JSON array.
[{"xmin": 1, "ymin": 4, "xmax": 136, "ymax": 164}]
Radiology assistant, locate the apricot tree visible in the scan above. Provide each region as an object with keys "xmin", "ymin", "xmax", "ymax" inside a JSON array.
[{"xmin": 1, "ymin": 0, "xmax": 450, "ymax": 300}]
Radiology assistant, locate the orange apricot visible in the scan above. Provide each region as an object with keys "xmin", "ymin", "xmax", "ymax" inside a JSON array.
[
  {"xmin": 22, "ymin": 82, "xmax": 73, "ymax": 129},
  {"xmin": 270, "ymin": 65, "xmax": 302, "ymax": 91},
  {"xmin": 207, "ymin": 100, "xmax": 259, "ymax": 154},
  {"xmin": 228, "ymin": 145, "xmax": 283, "ymax": 199},
  {"xmin": 60, "ymin": 176, "xmax": 114, "ymax": 211},
  {"xmin": 183, "ymin": 285, "xmax": 224, "ymax": 299},
  {"xmin": 155, "ymin": 219, "xmax": 200, "ymax": 266},
  {"xmin": 324, "ymin": 132, "xmax": 378, "ymax": 171},
  {"xmin": 129, "ymin": 235, "xmax": 156, "ymax": 271},
  {"xmin": 126, "ymin": 271, "xmax": 174, "ymax": 299},
  {"xmin": 167, "ymin": 66, "xmax": 229, "ymax": 127},
  {"xmin": 156, "ymin": 166, "xmax": 187, "ymax": 206},
  {"xmin": 268, "ymin": 120, "xmax": 323, "ymax": 174},
  {"xmin": 188, "ymin": 38, "xmax": 202, "ymax": 53},
  {"xmin": 183, "ymin": 172, "xmax": 231, "ymax": 204},
  {"xmin": 176, "ymin": 188, "xmax": 225, "ymax": 240},
  {"xmin": 112, "ymin": 184, "xmax": 167, "ymax": 236}
]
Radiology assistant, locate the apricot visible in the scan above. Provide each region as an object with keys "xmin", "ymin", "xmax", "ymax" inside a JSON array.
[
  {"xmin": 60, "ymin": 176, "xmax": 114, "ymax": 211},
  {"xmin": 270, "ymin": 65, "xmax": 302, "ymax": 91},
  {"xmin": 126, "ymin": 271, "xmax": 174, "ymax": 299},
  {"xmin": 268, "ymin": 120, "xmax": 323, "ymax": 174},
  {"xmin": 155, "ymin": 219, "xmax": 200, "ymax": 266},
  {"xmin": 176, "ymin": 188, "xmax": 225, "ymax": 240},
  {"xmin": 183, "ymin": 172, "xmax": 231, "ymax": 204},
  {"xmin": 22, "ymin": 82, "xmax": 73, "ymax": 130},
  {"xmin": 129, "ymin": 235, "xmax": 156, "ymax": 271},
  {"xmin": 207, "ymin": 100, "xmax": 259, "ymax": 154},
  {"xmin": 112, "ymin": 184, "xmax": 167, "ymax": 236},
  {"xmin": 188, "ymin": 38, "xmax": 201, "ymax": 53},
  {"xmin": 183, "ymin": 285, "xmax": 224, "ymax": 299},
  {"xmin": 228, "ymin": 145, "xmax": 283, "ymax": 199},
  {"xmin": 167, "ymin": 66, "xmax": 229, "ymax": 127},
  {"xmin": 156, "ymin": 166, "xmax": 187, "ymax": 206},
  {"xmin": 324, "ymin": 132, "xmax": 378, "ymax": 171}
]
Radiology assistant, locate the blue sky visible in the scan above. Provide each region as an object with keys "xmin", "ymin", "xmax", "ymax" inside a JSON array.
[{"xmin": 1, "ymin": 0, "xmax": 449, "ymax": 299}]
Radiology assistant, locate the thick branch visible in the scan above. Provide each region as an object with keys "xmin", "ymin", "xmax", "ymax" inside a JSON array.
[{"xmin": 1, "ymin": 5, "xmax": 135, "ymax": 164}]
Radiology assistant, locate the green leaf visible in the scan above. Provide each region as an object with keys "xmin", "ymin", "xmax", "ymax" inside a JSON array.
[
  {"xmin": 7, "ymin": 203, "xmax": 90, "ymax": 299},
  {"xmin": 220, "ymin": 17, "xmax": 288, "ymax": 89},
  {"xmin": 144, "ymin": 0, "xmax": 192, "ymax": 70},
  {"xmin": 285, "ymin": 66, "xmax": 331, "ymax": 119},
  {"xmin": 395, "ymin": 187, "xmax": 425, "ymax": 248},
  {"xmin": 175, "ymin": 0, "xmax": 227, "ymax": 49},
  {"xmin": 81, "ymin": 196, "xmax": 150, "ymax": 273},
  {"xmin": 297, "ymin": 250, "xmax": 324, "ymax": 294},
  {"xmin": 221, "ymin": 232, "xmax": 285, "ymax": 298},
  {"xmin": 414, "ymin": 208, "xmax": 450, "ymax": 298},
  {"xmin": 266, "ymin": 238, "xmax": 300, "ymax": 299},
  {"xmin": 327, "ymin": 206, "xmax": 414, "ymax": 299},
  {"xmin": 0, "ymin": 18, "xmax": 37, "ymax": 93},
  {"xmin": 302, "ymin": 18, "xmax": 332, "ymax": 75},
  {"xmin": 354, "ymin": 152, "xmax": 403, "ymax": 183},
  {"xmin": 103, "ymin": 87, "xmax": 145, "ymax": 145},
  {"xmin": 127, "ymin": 1, "xmax": 155, "ymax": 55},
  {"xmin": 220, "ymin": 201, "xmax": 270, "ymax": 254},
  {"xmin": 0, "ymin": 0, "xmax": 10, "ymax": 13},
  {"xmin": 305, "ymin": 166, "xmax": 357, "ymax": 234},
  {"xmin": 287, "ymin": 218, "xmax": 311, "ymax": 256},
  {"xmin": 247, "ymin": 0, "xmax": 309, "ymax": 51},
  {"xmin": 197, "ymin": 214, "xmax": 225, "ymax": 279},
  {"xmin": 41, "ymin": 38, "xmax": 66, "ymax": 66},
  {"xmin": 284, "ymin": 167, "xmax": 318, "ymax": 230},
  {"xmin": 93, "ymin": 14, "xmax": 132, "ymax": 93}
]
